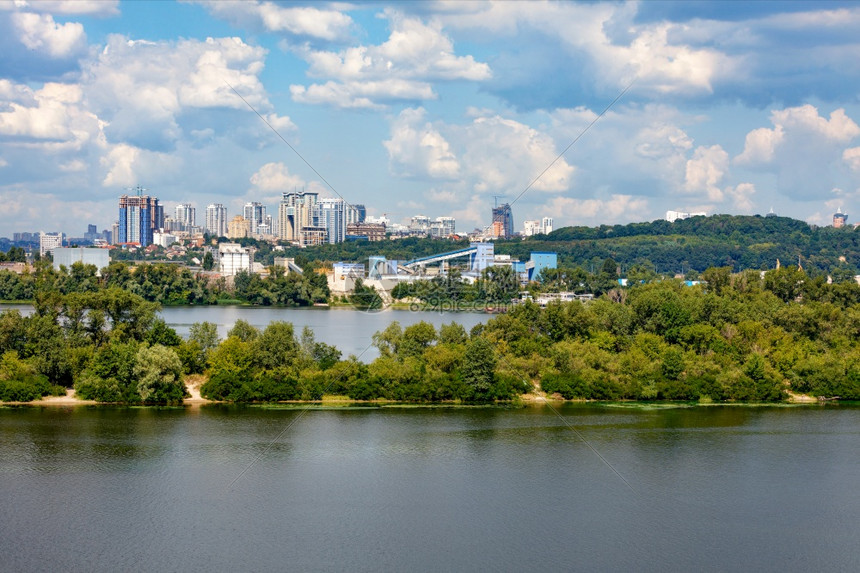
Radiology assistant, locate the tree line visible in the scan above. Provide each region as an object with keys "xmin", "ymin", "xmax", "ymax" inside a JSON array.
[
  {"xmin": 4, "ymin": 263, "xmax": 860, "ymax": 404},
  {"xmin": 0, "ymin": 259, "xmax": 329, "ymax": 306}
]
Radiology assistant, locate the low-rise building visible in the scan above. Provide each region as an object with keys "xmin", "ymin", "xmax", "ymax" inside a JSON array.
[
  {"xmin": 218, "ymin": 242, "xmax": 254, "ymax": 276},
  {"xmin": 53, "ymin": 247, "xmax": 110, "ymax": 273}
]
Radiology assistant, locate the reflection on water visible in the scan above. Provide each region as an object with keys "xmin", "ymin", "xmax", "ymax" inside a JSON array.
[{"xmin": 1, "ymin": 404, "xmax": 859, "ymax": 572}]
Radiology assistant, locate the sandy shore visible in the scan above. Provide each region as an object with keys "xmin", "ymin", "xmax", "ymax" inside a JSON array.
[{"xmin": 2, "ymin": 379, "xmax": 215, "ymax": 406}]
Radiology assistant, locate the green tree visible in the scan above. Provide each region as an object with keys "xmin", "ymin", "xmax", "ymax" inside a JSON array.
[
  {"xmin": 461, "ymin": 337, "xmax": 496, "ymax": 401},
  {"xmin": 133, "ymin": 344, "xmax": 188, "ymax": 404},
  {"xmin": 189, "ymin": 321, "xmax": 220, "ymax": 364},
  {"xmin": 228, "ymin": 319, "xmax": 259, "ymax": 342}
]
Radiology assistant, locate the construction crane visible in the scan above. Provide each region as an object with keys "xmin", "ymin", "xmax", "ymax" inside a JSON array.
[
  {"xmin": 124, "ymin": 185, "xmax": 148, "ymax": 196},
  {"xmin": 492, "ymin": 195, "xmax": 507, "ymax": 207}
]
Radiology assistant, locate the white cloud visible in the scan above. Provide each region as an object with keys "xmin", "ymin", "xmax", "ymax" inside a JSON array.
[
  {"xmin": 844, "ymin": 147, "xmax": 860, "ymax": 171},
  {"xmin": 383, "ymin": 107, "xmax": 460, "ymax": 179},
  {"xmin": 196, "ymin": 0, "xmax": 353, "ymax": 42},
  {"xmin": 684, "ymin": 145, "xmax": 729, "ymax": 202},
  {"xmin": 291, "ymin": 79, "xmax": 435, "ymax": 109},
  {"xmin": 733, "ymin": 105, "xmax": 860, "ymax": 201},
  {"xmin": 0, "ymin": 81, "xmax": 102, "ymax": 150},
  {"xmin": 459, "ymin": 115, "xmax": 574, "ymax": 194},
  {"xmin": 436, "ymin": 2, "xmax": 733, "ymax": 99},
  {"xmin": 11, "ymin": 12, "xmax": 86, "ymax": 58},
  {"xmin": 726, "ymin": 182, "xmax": 756, "ymax": 212},
  {"xmin": 81, "ymin": 35, "xmax": 276, "ymax": 148},
  {"xmin": 737, "ymin": 105, "xmax": 860, "ymax": 166},
  {"xmin": 291, "ymin": 10, "xmax": 490, "ymax": 108},
  {"xmin": 249, "ymin": 162, "xmax": 305, "ymax": 192},
  {"xmin": 546, "ymin": 194, "xmax": 650, "ymax": 226},
  {"xmin": 100, "ymin": 143, "xmax": 181, "ymax": 187},
  {"xmin": 13, "ymin": 1, "xmax": 120, "ymax": 16}
]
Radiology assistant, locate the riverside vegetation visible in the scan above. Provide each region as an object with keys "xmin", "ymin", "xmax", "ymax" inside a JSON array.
[{"xmin": 3, "ymin": 263, "xmax": 860, "ymax": 403}]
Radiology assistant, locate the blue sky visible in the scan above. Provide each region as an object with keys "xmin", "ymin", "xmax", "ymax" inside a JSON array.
[{"xmin": 2, "ymin": 1, "xmax": 860, "ymax": 237}]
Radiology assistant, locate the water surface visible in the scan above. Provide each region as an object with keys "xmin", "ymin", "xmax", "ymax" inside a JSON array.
[{"xmin": 1, "ymin": 404, "xmax": 858, "ymax": 572}]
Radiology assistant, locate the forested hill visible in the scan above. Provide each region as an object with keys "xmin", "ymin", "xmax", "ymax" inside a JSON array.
[{"xmin": 503, "ymin": 214, "xmax": 860, "ymax": 275}]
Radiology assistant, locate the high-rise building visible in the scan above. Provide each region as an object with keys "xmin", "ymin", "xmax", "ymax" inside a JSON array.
[
  {"xmin": 243, "ymin": 202, "xmax": 266, "ymax": 235},
  {"xmin": 523, "ymin": 220, "xmax": 541, "ymax": 236},
  {"xmin": 315, "ymin": 198, "xmax": 347, "ymax": 244},
  {"xmin": 430, "ymin": 216, "xmax": 456, "ymax": 238},
  {"xmin": 227, "ymin": 215, "xmax": 250, "ymax": 239},
  {"xmin": 353, "ymin": 204, "xmax": 366, "ymax": 224},
  {"xmin": 39, "ymin": 232, "xmax": 63, "ymax": 256},
  {"xmin": 174, "ymin": 203, "xmax": 196, "ymax": 232},
  {"xmin": 118, "ymin": 193, "xmax": 161, "ymax": 246},
  {"xmin": 278, "ymin": 191, "xmax": 319, "ymax": 243},
  {"xmin": 541, "ymin": 217, "xmax": 553, "ymax": 235},
  {"xmin": 205, "ymin": 203, "xmax": 228, "ymax": 237},
  {"xmin": 491, "ymin": 203, "xmax": 514, "ymax": 238},
  {"xmin": 833, "ymin": 208, "xmax": 848, "ymax": 228},
  {"xmin": 410, "ymin": 215, "xmax": 430, "ymax": 233}
]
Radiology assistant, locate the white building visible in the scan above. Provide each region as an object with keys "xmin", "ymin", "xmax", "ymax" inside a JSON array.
[
  {"xmin": 39, "ymin": 232, "xmax": 63, "ymax": 256},
  {"xmin": 430, "ymin": 216, "xmax": 456, "ymax": 238},
  {"xmin": 153, "ymin": 231, "xmax": 178, "ymax": 248},
  {"xmin": 218, "ymin": 243, "xmax": 254, "ymax": 276},
  {"xmin": 523, "ymin": 220, "xmax": 541, "ymax": 236},
  {"xmin": 541, "ymin": 217, "xmax": 553, "ymax": 235},
  {"xmin": 174, "ymin": 203, "xmax": 196, "ymax": 231},
  {"xmin": 666, "ymin": 210, "xmax": 707, "ymax": 222},
  {"xmin": 205, "ymin": 203, "xmax": 228, "ymax": 237},
  {"xmin": 53, "ymin": 247, "xmax": 109, "ymax": 272}
]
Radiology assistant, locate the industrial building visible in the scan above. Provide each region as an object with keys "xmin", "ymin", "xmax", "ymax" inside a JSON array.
[{"xmin": 52, "ymin": 247, "xmax": 109, "ymax": 272}]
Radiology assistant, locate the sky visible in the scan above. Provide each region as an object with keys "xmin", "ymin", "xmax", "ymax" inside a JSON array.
[{"xmin": 2, "ymin": 0, "xmax": 860, "ymax": 237}]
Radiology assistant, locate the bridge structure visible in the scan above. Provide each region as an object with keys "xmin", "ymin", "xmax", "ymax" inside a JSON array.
[
  {"xmin": 402, "ymin": 242, "xmax": 494, "ymax": 275},
  {"xmin": 403, "ymin": 246, "xmax": 477, "ymax": 269}
]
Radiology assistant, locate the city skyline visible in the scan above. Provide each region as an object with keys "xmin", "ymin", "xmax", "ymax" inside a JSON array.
[{"xmin": 3, "ymin": 2, "xmax": 860, "ymax": 236}]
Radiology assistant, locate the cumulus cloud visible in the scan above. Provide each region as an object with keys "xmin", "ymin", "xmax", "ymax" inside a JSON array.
[
  {"xmin": 432, "ymin": 2, "xmax": 734, "ymax": 108},
  {"xmin": 844, "ymin": 147, "xmax": 860, "ymax": 171},
  {"xmin": 291, "ymin": 79, "xmax": 435, "ymax": 109},
  {"xmin": 734, "ymin": 105, "xmax": 860, "ymax": 200},
  {"xmin": 12, "ymin": 1, "xmax": 120, "ymax": 16},
  {"xmin": 459, "ymin": 115, "xmax": 574, "ymax": 194},
  {"xmin": 737, "ymin": 106, "xmax": 860, "ymax": 167},
  {"xmin": 291, "ymin": 10, "xmax": 490, "ymax": 108},
  {"xmin": 545, "ymin": 194, "xmax": 650, "ymax": 226},
  {"xmin": 196, "ymin": 1, "xmax": 353, "ymax": 42},
  {"xmin": 726, "ymin": 182, "xmax": 756, "ymax": 212},
  {"xmin": 684, "ymin": 145, "xmax": 729, "ymax": 202},
  {"xmin": 100, "ymin": 143, "xmax": 181, "ymax": 187},
  {"xmin": 383, "ymin": 107, "xmax": 459, "ymax": 179},
  {"xmin": 11, "ymin": 12, "xmax": 86, "ymax": 58},
  {"xmin": 0, "ymin": 81, "xmax": 102, "ymax": 150},
  {"xmin": 80, "ymin": 35, "xmax": 277, "ymax": 149},
  {"xmin": 249, "ymin": 161, "xmax": 305, "ymax": 192}
]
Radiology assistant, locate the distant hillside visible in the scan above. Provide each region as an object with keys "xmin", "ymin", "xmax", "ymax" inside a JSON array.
[{"xmin": 498, "ymin": 214, "xmax": 860, "ymax": 274}]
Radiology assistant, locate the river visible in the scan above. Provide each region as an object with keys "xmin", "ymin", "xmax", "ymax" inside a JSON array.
[
  {"xmin": 1, "ymin": 403, "xmax": 859, "ymax": 572},
  {"xmin": 0, "ymin": 304, "xmax": 488, "ymax": 361}
]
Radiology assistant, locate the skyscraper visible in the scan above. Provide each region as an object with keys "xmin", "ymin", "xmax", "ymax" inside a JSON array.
[
  {"xmin": 541, "ymin": 217, "xmax": 553, "ymax": 235},
  {"xmin": 315, "ymin": 198, "xmax": 347, "ymax": 244},
  {"xmin": 243, "ymin": 202, "xmax": 266, "ymax": 235},
  {"xmin": 118, "ymin": 193, "xmax": 161, "ymax": 246},
  {"xmin": 491, "ymin": 203, "xmax": 514, "ymax": 238},
  {"xmin": 174, "ymin": 203, "xmax": 196, "ymax": 232},
  {"xmin": 278, "ymin": 191, "xmax": 318, "ymax": 243},
  {"xmin": 205, "ymin": 203, "xmax": 228, "ymax": 237}
]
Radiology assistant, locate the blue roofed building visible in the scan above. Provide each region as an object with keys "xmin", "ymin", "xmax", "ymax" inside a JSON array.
[{"xmin": 526, "ymin": 252, "xmax": 557, "ymax": 282}]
